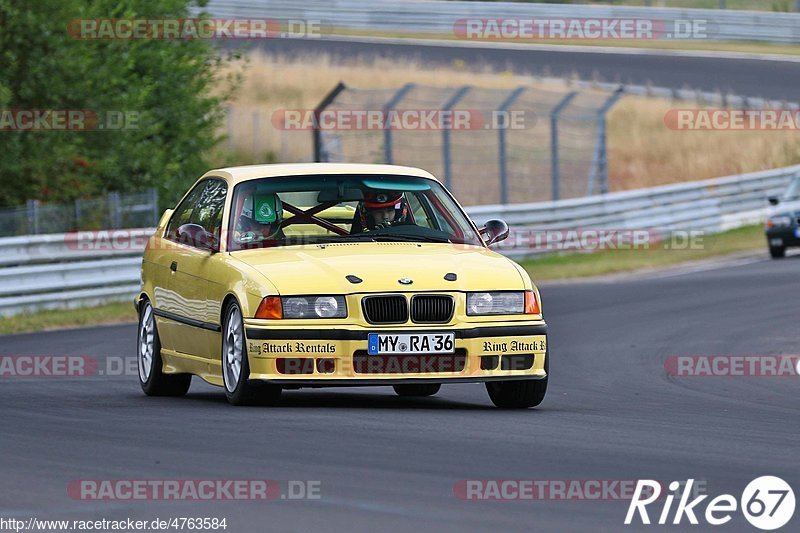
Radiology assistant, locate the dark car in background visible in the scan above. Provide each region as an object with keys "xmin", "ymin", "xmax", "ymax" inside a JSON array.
[{"xmin": 766, "ymin": 176, "xmax": 800, "ymax": 258}]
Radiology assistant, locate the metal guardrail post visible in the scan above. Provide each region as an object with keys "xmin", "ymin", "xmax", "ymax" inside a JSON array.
[
  {"xmin": 550, "ymin": 91, "xmax": 578, "ymax": 202},
  {"xmin": 497, "ymin": 87, "xmax": 526, "ymax": 205},
  {"xmin": 382, "ymin": 83, "xmax": 415, "ymax": 165},
  {"xmin": 588, "ymin": 87, "xmax": 625, "ymax": 196},
  {"xmin": 26, "ymin": 199, "xmax": 40, "ymax": 235},
  {"xmin": 312, "ymin": 82, "xmax": 347, "ymax": 162},
  {"xmin": 441, "ymin": 86, "xmax": 472, "ymax": 191}
]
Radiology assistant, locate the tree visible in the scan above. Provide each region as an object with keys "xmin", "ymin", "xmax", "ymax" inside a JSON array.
[{"xmin": 0, "ymin": 0, "xmax": 234, "ymax": 208}]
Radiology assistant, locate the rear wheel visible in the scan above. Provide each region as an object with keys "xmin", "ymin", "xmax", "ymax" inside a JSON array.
[
  {"xmin": 769, "ymin": 245, "xmax": 786, "ymax": 259},
  {"xmin": 138, "ymin": 299, "xmax": 191, "ymax": 397},
  {"xmin": 486, "ymin": 350, "xmax": 548, "ymax": 409},
  {"xmin": 222, "ymin": 301, "xmax": 281, "ymax": 406},
  {"xmin": 393, "ymin": 383, "xmax": 441, "ymax": 397}
]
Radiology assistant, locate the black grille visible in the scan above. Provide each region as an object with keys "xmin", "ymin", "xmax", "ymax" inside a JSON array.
[
  {"xmin": 410, "ymin": 295, "xmax": 454, "ymax": 323},
  {"xmin": 362, "ymin": 295, "xmax": 408, "ymax": 324}
]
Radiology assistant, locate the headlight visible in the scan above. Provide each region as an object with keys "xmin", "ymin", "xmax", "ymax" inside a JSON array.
[
  {"xmin": 282, "ymin": 296, "xmax": 346, "ymax": 319},
  {"xmin": 767, "ymin": 215, "xmax": 792, "ymax": 228},
  {"xmin": 467, "ymin": 292, "xmax": 526, "ymax": 315}
]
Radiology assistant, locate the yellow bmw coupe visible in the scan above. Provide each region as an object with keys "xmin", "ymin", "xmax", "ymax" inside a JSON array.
[{"xmin": 136, "ymin": 163, "xmax": 548, "ymax": 408}]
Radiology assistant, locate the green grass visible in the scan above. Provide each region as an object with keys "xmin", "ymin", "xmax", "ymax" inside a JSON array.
[
  {"xmin": 520, "ymin": 224, "xmax": 767, "ymax": 281},
  {"xmin": 0, "ymin": 301, "xmax": 136, "ymax": 336}
]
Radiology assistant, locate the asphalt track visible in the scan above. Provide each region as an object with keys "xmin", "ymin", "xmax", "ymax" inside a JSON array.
[
  {"xmin": 1, "ymin": 254, "xmax": 798, "ymax": 531},
  {"xmin": 248, "ymin": 37, "xmax": 800, "ymax": 102}
]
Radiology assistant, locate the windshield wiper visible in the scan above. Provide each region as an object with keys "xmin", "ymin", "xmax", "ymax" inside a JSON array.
[{"xmin": 370, "ymin": 234, "xmax": 451, "ymax": 244}]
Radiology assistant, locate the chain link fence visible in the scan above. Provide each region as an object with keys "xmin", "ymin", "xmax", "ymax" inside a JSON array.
[
  {"xmin": 0, "ymin": 189, "xmax": 159, "ymax": 237},
  {"xmin": 308, "ymin": 83, "xmax": 623, "ymax": 206}
]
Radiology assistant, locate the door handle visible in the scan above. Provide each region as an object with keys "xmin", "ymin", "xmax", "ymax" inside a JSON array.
[{"xmin": 170, "ymin": 261, "xmax": 178, "ymax": 272}]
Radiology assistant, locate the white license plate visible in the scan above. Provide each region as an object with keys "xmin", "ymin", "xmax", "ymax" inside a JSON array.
[
  {"xmin": 770, "ymin": 238, "xmax": 784, "ymax": 246},
  {"xmin": 368, "ymin": 333, "xmax": 455, "ymax": 355}
]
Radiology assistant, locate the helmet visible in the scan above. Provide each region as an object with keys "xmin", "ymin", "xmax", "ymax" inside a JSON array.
[{"xmin": 358, "ymin": 190, "xmax": 409, "ymax": 230}]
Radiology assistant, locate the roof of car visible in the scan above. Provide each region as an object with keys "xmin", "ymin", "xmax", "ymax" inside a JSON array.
[{"xmin": 204, "ymin": 163, "xmax": 439, "ymax": 184}]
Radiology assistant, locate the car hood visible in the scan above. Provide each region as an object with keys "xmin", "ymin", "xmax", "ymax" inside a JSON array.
[{"xmin": 232, "ymin": 243, "xmax": 526, "ymax": 294}]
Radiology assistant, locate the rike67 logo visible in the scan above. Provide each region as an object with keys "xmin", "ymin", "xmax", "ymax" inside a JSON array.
[{"xmin": 626, "ymin": 477, "xmax": 795, "ymax": 530}]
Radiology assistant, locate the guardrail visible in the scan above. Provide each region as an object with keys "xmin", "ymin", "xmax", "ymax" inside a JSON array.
[
  {"xmin": 203, "ymin": 0, "xmax": 800, "ymax": 44},
  {"xmin": 0, "ymin": 165, "xmax": 796, "ymax": 317}
]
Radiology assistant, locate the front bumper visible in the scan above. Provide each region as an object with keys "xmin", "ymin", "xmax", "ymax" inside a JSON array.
[
  {"xmin": 243, "ymin": 322, "xmax": 548, "ymax": 385},
  {"xmin": 766, "ymin": 226, "xmax": 800, "ymax": 248}
]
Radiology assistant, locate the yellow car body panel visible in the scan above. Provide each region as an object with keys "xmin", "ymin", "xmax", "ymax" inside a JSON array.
[{"xmin": 137, "ymin": 163, "xmax": 547, "ymax": 388}]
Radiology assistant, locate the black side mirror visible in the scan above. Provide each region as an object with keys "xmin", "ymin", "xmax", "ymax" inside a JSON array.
[
  {"xmin": 768, "ymin": 196, "xmax": 780, "ymax": 206},
  {"xmin": 480, "ymin": 219, "xmax": 510, "ymax": 246},
  {"xmin": 176, "ymin": 223, "xmax": 216, "ymax": 252}
]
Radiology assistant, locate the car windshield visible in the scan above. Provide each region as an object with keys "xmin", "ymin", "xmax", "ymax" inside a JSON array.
[
  {"xmin": 782, "ymin": 176, "xmax": 800, "ymax": 202},
  {"xmin": 226, "ymin": 174, "xmax": 483, "ymax": 251}
]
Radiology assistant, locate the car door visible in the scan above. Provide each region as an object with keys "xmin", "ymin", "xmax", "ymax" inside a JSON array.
[{"xmin": 158, "ymin": 179, "xmax": 228, "ymax": 360}]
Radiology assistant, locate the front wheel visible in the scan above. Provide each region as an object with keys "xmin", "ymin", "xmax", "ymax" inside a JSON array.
[
  {"xmin": 138, "ymin": 299, "xmax": 191, "ymax": 397},
  {"xmin": 485, "ymin": 351, "xmax": 548, "ymax": 409},
  {"xmin": 769, "ymin": 245, "xmax": 786, "ymax": 259},
  {"xmin": 222, "ymin": 301, "xmax": 281, "ymax": 406},
  {"xmin": 393, "ymin": 383, "xmax": 441, "ymax": 397}
]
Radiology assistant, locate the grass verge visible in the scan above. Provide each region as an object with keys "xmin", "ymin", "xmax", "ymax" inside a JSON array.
[
  {"xmin": 0, "ymin": 301, "xmax": 136, "ymax": 336},
  {"xmin": 520, "ymin": 224, "xmax": 767, "ymax": 281}
]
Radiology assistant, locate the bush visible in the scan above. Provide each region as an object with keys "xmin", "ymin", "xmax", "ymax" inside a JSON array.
[{"xmin": 0, "ymin": 0, "xmax": 235, "ymax": 208}]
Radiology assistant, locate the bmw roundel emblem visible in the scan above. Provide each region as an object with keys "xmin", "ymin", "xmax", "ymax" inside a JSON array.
[{"xmin": 398, "ymin": 278, "xmax": 413, "ymax": 285}]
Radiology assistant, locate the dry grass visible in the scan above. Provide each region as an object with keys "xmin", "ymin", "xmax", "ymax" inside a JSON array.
[{"xmin": 213, "ymin": 51, "xmax": 800, "ymax": 194}]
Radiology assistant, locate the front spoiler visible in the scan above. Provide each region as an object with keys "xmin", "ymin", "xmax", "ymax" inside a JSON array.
[{"xmin": 250, "ymin": 374, "xmax": 547, "ymax": 387}]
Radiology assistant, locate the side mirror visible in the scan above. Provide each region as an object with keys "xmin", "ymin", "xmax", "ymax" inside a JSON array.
[
  {"xmin": 768, "ymin": 196, "xmax": 780, "ymax": 206},
  {"xmin": 176, "ymin": 223, "xmax": 217, "ymax": 252},
  {"xmin": 480, "ymin": 219, "xmax": 509, "ymax": 246}
]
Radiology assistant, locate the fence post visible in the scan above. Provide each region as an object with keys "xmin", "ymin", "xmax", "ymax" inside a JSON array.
[
  {"xmin": 588, "ymin": 87, "xmax": 625, "ymax": 196},
  {"xmin": 252, "ymin": 111, "xmax": 260, "ymax": 158},
  {"xmin": 108, "ymin": 191, "xmax": 121, "ymax": 229},
  {"xmin": 441, "ymin": 86, "xmax": 472, "ymax": 191},
  {"xmin": 312, "ymin": 82, "xmax": 347, "ymax": 162},
  {"xmin": 26, "ymin": 199, "xmax": 40, "ymax": 235},
  {"xmin": 149, "ymin": 188, "xmax": 160, "ymax": 226},
  {"xmin": 496, "ymin": 86, "xmax": 526, "ymax": 205},
  {"xmin": 382, "ymin": 83, "xmax": 415, "ymax": 165},
  {"xmin": 550, "ymin": 91, "xmax": 578, "ymax": 201}
]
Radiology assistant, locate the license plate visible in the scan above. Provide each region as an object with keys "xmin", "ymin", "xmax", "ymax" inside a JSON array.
[
  {"xmin": 771, "ymin": 238, "xmax": 784, "ymax": 246},
  {"xmin": 368, "ymin": 333, "xmax": 455, "ymax": 355}
]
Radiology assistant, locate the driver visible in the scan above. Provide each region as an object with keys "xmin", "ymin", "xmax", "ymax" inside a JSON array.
[
  {"xmin": 236, "ymin": 191, "xmax": 284, "ymax": 243},
  {"xmin": 356, "ymin": 191, "xmax": 410, "ymax": 231}
]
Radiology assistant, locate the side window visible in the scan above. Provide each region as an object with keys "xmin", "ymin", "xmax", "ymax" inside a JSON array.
[{"xmin": 166, "ymin": 179, "xmax": 228, "ymax": 246}]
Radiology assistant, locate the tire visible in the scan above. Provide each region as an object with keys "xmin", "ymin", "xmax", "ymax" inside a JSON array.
[
  {"xmin": 222, "ymin": 301, "xmax": 281, "ymax": 406},
  {"xmin": 393, "ymin": 383, "xmax": 441, "ymax": 397},
  {"xmin": 769, "ymin": 246, "xmax": 786, "ymax": 259},
  {"xmin": 138, "ymin": 299, "xmax": 191, "ymax": 397},
  {"xmin": 485, "ymin": 349, "xmax": 548, "ymax": 409}
]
